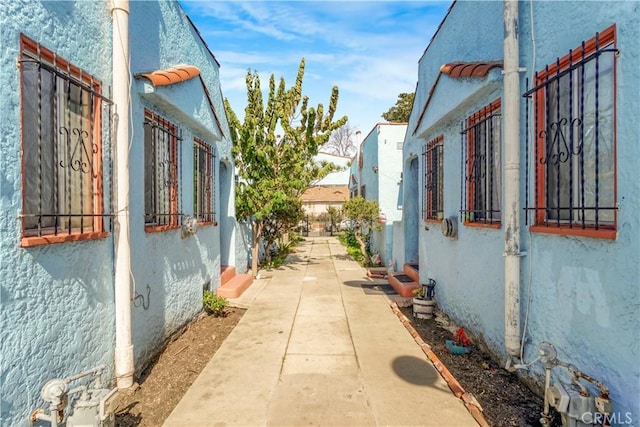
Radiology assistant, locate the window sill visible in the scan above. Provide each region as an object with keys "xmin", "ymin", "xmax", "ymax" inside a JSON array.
[
  {"xmin": 21, "ymin": 231, "xmax": 109, "ymax": 247},
  {"xmin": 145, "ymin": 224, "xmax": 180, "ymax": 233},
  {"xmin": 529, "ymin": 225, "xmax": 616, "ymax": 240},
  {"xmin": 463, "ymin": 221, "xmax": 501, "ymax": 229},
  {"xmin": 197, "ymin": 221, "xmax": 218, "ymax": 227},
  {"xmin": 424, "ymin": 218, "xmax": 443, "ymax": 223}
]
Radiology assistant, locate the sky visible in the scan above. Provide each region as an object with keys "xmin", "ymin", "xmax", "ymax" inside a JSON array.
[{"xmin": 178, "ymin": 1, "xmax": 452, "ymax": 138}]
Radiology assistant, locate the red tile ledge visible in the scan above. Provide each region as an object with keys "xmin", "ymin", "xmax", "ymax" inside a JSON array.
[
  {"xmin": 220, "ymin": 266, "xmax": 236, "ymax": 286},
  {"xmin": 216, "ymin": 273, "xmax": 253, "ymax": 299},
  {"xmin": 387, "ymin": 272, "xmax": 420, "ymax": 298}
]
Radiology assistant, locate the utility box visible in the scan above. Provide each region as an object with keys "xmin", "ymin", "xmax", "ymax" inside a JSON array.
[
  {"xmin": 66, "ymin": 389, "xmax": 118, "ymax": 427},
  {"xmin": 548, "ymin": 383, "xmax": 598, "ymax": 427}
]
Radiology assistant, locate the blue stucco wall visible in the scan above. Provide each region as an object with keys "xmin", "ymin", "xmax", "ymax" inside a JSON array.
[
  {"xmin": 0, "ymin": 2, "xmax": 236, "ymax": 425},
  {"xmin": 401, "ymin": 156, "xmax": 420, "ymax": 267},
  {"xmin": 128, "ymin": 0, "xmax": 235, "ymax": 366},
  {"xmin": 401, "ymin": 0, "xmax": 640, "ymax": 420},
  {"xmin": 376, "ymin": 124, "xmax": 406, "ymax": 265},
  {"xmin": 359, "ymin": 124, "xmax": 405, "ymax": 265},
  {"xmin": 0, "ymin": 2, "xmax": 115, "ymax": 426},
  {"xmin": 359, "ymin": 125, "xmax": 380, "ymax": 202},
  {"xmin": 517, "ymin": 1, "xmax": 640, "ymax": 419}
]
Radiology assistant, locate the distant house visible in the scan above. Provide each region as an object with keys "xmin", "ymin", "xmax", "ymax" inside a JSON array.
[
  {"xmin": 0, "ymin": 1, "xmax": 241, "ymax": 425},
  {"xmin": 301, "ymin": 152, "xmax": 351, "ymax": 218},
  {"xmin": 301, "ymin": 185, "xmax": 350, "ymax": 217},
  {"xmin": 397, "ymin": 0, "xmax": 639, "ymax": 421},
  {"xmin": 349, "ymin": 123, "xmax": 406, "ymax": 266}
]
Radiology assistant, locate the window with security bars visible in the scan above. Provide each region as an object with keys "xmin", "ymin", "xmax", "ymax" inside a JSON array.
[
  {"xmin": 461, "ymin": 100, "xmax": 501, "ymax": 225},
  {"xmin": 524, "ymin": 25, "xmax": 617, "ymax": 238},
  {"xmin": 19, "ymin": 34, "xmax": 111, "ymax": 246},
  {"xmin": 422, "ymin": 135, "xmax": 444, "ymax": 220},
  {"xmin": 144, "ymin": 110, "xmax": 182, "ymax": 230},
  {"xmin": 193, "ymin": 138, "xmax": 216, "ymax": 223}
]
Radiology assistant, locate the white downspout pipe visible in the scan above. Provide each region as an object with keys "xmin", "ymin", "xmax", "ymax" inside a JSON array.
[
  {"xmin": 111, "ymin": 0, "xmax": 134, "ymax": 388},
  {"xmin": 503, "ymin": 0, "xmax": 522, "ymax": 357}
]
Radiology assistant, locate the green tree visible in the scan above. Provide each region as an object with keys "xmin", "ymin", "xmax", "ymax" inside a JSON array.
[
  {"xmin": 381, "ymin": 92, "xmax": 415, "ymax": 122},
  {"xmin": 262, "ymin": 198, "xmax": 304, "ymax": 265},
  {"xmin": 341, "ymin": 196, "xmax": 381, "ymax": 265},
  {"xmin": 225, "ymin": 59, "xmax": 347, "ymax": 277}
]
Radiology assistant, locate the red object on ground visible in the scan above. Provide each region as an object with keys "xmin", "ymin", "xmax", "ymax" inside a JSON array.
[{"xmin": 454, "ymin": 327, "xmax": 472, "ymax": 347}]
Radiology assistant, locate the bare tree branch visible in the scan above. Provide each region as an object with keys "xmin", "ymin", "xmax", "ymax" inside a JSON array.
[{"xmin": 321, "ymin": 121, "xmax": 357, "ymax": 157}]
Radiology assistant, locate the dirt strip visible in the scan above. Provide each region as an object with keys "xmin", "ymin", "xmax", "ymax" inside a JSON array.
[{"xmin": 390, "ymin": 302, "xmax": 491, "ymax": 427}]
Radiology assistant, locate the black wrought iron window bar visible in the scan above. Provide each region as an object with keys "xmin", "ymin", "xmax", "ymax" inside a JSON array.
[
  {"xmin": 144, "ymin": 111, "xmax": 183, "ymax": 228},
  {"xmin": 19, "ymin": 35, "xmax": 113, "ymax": 241},
  {"xmin": 460, "ymin": 102, "xmax": 501, "ymax": 225},
  {"xmin": 523, "ymin": 26, "xmax": 618, "ymax": 233},
  {"xmin": 193, "ymin": 138, "xmax": 216, "ymax": 223},
  {"xmin": 422, "ymin": 135, "xmax": 443, "ymax": 220}
]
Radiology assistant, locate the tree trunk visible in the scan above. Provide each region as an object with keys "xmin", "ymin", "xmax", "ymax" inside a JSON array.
[
  {"xmin": 354, "ymin": 230, "xmax": 370, "ymax": 266},
  {"xmin": 250, "ymin": 221, "xmax": 263, "ymax": 278},
  {"xmin": 265, "ymin": 241, "xmax": 273, "ymax": 265}
]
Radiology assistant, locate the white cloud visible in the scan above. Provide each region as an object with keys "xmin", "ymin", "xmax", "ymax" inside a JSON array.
[{"xmin": 180, "ymin": 0, "xmax": 450, "ymax": 134}]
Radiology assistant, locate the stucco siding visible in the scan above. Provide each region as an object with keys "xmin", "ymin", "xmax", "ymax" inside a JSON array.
[
  {"xmin": 0, "ymin": 2, "xmax": 236, "ymax": 425},
  {"xmin": 358, "ymin": 124, "xmax": 406, "ymax": 265},
  {"xmin": 0, "ymin": 2, "xmax": 115, "ymax": 426},
  {"xmin": 402, "ymin": 0, "xmax": 640, "ymax": 419},
  {"xmin": 128, "ymin": 1, "xmax": 233, "ymax": 366},
  {"xmin": 519, "ymin": 1, "xmax": 640, "ymax": 417}
]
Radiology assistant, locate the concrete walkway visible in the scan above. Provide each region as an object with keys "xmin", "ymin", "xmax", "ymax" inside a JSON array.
[{"xmin": 164, "ymin": 237, "xmax": 477, "ymax": 427}]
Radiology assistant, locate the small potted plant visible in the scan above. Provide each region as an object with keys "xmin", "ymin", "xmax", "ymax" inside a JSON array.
[
  {"xmin": 412, "ymin": 279, "xmax": 436, "ymax": 319},
  {"xmin": 446, "ymin": 327, "xmax": 473, "ymax": 354}
]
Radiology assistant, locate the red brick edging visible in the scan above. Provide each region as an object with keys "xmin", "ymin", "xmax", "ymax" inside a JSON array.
[{"xmin": 390, "ymin": 302, "xmax": 491, "ymax": 427}]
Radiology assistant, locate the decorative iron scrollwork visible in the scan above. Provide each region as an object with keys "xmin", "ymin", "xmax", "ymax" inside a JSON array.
[
  {"xmin": 539, "ymin": 117, "xmax": 583, "ymax": 165},
  {"xmin": 465, "ymin": 154, "xmax": 486, "ymax": 182},
  {"xmin": 59, "ymin": 127, "xmax": 98, "ymax": 176}
]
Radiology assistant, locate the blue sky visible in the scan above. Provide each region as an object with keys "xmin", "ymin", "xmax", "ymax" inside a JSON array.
[{"xmin": 179, "ymin": 1, "xmax": 451, "ymax": 136}]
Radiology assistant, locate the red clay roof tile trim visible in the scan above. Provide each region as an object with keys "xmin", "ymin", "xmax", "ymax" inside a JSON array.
[
  {"xmin": 137, "ymin": 65, "xmax": 201, "ymax": 87},
  {"xmin": 440, "ymin": 61, "xmax": 503, "ymax": 78},
  {"xmin": 136, "ymin": 66, "xmax": 225, "ymax": 138},
  {"xmin": 413, "ymin": 61, "xmax": 503, "ymax": 135}
]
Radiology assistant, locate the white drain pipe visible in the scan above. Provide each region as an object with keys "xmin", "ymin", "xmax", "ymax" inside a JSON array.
[
  {"xmin": 503, "ymin": 0, "xmax": 523, "ymax": 357},
  {"xmin": 111, "ymin": 0, "xmax": 134, "ymax": 388}
]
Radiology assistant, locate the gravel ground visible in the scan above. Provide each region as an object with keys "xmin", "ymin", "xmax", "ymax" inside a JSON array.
[{"xmin": 397, "ymin": 303, "xmax": 560, "ymax": 427}]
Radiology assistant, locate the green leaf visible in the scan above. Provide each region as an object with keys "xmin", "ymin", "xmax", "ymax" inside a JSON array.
[{"xmin": 224, "ymin": 59, "xmax": 349, "ymax": 276}]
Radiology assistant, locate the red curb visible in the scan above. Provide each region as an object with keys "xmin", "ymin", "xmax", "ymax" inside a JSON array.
[{"xmin": 389, "ymin": 302, "xmax": 491, "ymax": 427}]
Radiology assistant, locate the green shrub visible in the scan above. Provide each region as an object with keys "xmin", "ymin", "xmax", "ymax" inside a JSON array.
[
  {"xmin": 203, "ymin": 290, "xmax": 228, "ymax": 317},
  {"xmin": 264, "ymin": 239, "xmax": 298, "ymax": 269},
  {"xmin": 338, "ymin": 230, "xmax": 366, "ymax": 265},
  {"xmin": 289, "ymin": 233, "xmax": 304, "ymax": 244},
  {"xmin": 264, "ymin": 250, "xmax": 288, "ymax": 269}
]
